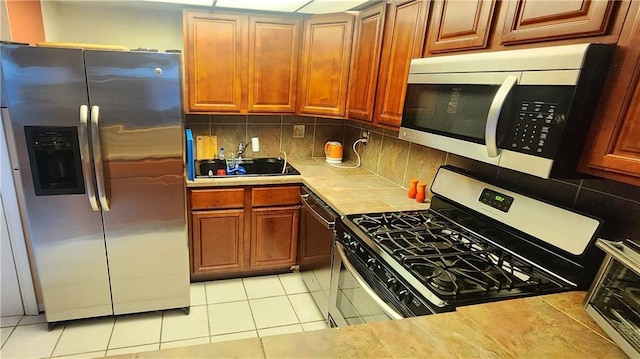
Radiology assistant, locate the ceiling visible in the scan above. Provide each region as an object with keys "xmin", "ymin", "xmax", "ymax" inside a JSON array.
[{"xmin": 142, "ymin": 0, "xmax": 373, "ymax": 14}]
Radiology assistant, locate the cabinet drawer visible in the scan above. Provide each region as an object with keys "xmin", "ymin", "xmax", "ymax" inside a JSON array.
[
  {"xmin": 252, "ymin": 186, "xmax": 300, "ymax": 207},
  {"xmin": 191, "ymin": 188, "xmax": 245, "ymax": 210}
]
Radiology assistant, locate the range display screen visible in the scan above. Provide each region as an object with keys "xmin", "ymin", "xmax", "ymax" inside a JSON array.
[{"xmin": 479, "ymin": 188, "xmax": 514, "ymax": 212}]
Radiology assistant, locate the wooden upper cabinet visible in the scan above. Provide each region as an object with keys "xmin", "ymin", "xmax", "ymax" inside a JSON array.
[
  {"xmin": 374, "ymin": 0, "xmax": 430, "ymax": 128},
  {"xmin": 184, "ymin": 12, "xmax": 246, "ymax": 112},
  {"xmin": 298, "ymin": 13, "xmax": 355, "ymax": 117},
  {"xmin": 347, "ymin": 3, "xmax": 387, "ymax": 121},
  {"xmin": 248, "ymin": 16, "xmax": 300, "ymax": 113},
  {"xmin": 425, "ymin": 0, "xmax": 497, "ymax": 54},
  {"xmin": 501, "ymin": 0, "xmax": 615, "ymax": 45},
  {"xmin": 580, "ymin": 1, "xmax": 640, "ymax": 185}
]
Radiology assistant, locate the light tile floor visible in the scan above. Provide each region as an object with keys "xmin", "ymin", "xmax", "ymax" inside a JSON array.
[{"xmin": 0, "ymin": 273, "xmax": 329, "ymax": 359}]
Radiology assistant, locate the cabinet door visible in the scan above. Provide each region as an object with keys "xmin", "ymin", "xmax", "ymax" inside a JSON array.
[
  {"xmin": 501, "ymin": 0, "xmax": 615, "ymax": 45},
  {"xmin": 250, "ymin": 206, "xmax": 299, "ymax": 269},
  {"xmin": 580, "ymin": 1, "xmax": 640, "ymax": 185},
  {"xmin": 347, "ymin": 3, "xmax": 387, "ymax": 121},
  {"xmin": 298, "ymin": 13, "xmax": 355, "ymax": 117},
  {"xmin": 425, "ymin": 0, "xmax": 496, "ymax": 54},
  {"xmin": 374, "ymin": 0, "xmax": 430, "ymax": 127},
  {"xmin": 191, "ymin": 209, "xmax": 245, "ymax": 276},
  {"xmin": 248, "ymin": 16, "xmax": 301, "ymax": 113},
  {"xmin": 184, "ymin": 11, "xmax": 246, "ymax": 112}
]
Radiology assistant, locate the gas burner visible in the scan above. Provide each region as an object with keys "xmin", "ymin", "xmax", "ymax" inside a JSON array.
[
  {"xmin": 453, "ymin": 258, "xmax": 493, "ymax": 273},
  {"xmin": 427, "ymin": 240, "xmax": 454, "ymax": 252},
  {"xmin": 428, "ymin": 268, "xmax": 458, "ymax": 293}
]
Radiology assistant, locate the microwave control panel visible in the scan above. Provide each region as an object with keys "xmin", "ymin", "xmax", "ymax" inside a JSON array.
[{"xmin": 509, "ymin": 100, "xmax": 565, "ymax": 158}]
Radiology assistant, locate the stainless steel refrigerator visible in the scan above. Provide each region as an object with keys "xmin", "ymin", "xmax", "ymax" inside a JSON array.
[{"xmin": 1, "ymin": 44, "xmax": 190, "ymax": 326}]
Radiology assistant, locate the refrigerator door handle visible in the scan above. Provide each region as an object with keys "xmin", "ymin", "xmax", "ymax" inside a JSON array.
[
  {"xmin": 79, "ymin": 105, "xmax": 100, "ymax": 211},
  {"xmin": 90, "ymin": 105, "xmax": 110, "ymax": 212}
]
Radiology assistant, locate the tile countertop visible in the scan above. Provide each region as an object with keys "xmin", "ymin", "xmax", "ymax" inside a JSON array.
[
  {"xmin": 186, "ymin": 157, "xmax": 431, "ymax": 215},
  {"xmin": 108, "ymin": 291, "xmax": 625, "ymax": 359}
]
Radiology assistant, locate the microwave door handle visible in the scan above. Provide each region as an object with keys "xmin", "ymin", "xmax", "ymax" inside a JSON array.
[
  {"xmin": 335, "ymin": 243, "xmax": 404, "ymax": 320},
  {"xmin": 79, "ymin": 105, "xmax": 100, "ymax": 211},
  {"xmin": 90, "ymin": 105, "xmax": 110, "ymax": 212},
  {"xmin": 485, "ymin": 75, "xmax": 518, "ymax": 157}
]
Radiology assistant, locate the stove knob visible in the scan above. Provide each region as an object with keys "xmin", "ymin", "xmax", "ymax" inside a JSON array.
[
  {"xmin": 397, "ymin": 289, "xmax": 411, "ymax": 304},
  {"xmin": 366, "ymin": 257, "xmax": 376, "ymax": 269},
  {"xmin": 348, "ymin": 240, "xmax": 359, "ymax": 251},
  {"xmin": 386, "ymin": 278, "xmax": 398, "ymax": 291}
]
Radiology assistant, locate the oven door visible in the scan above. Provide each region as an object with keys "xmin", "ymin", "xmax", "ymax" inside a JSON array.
[{"xmin": 328, "ymin": 242, "xmax": 404, "ymax": 326}]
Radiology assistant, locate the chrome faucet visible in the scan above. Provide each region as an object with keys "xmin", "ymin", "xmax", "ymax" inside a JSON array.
[{"xmin": 238, "ymin": 139, "xmax": 250, "ymax": 159}]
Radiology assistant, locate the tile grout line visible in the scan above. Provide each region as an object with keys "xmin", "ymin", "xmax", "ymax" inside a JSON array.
[
  {"xmin": 278, "ymin": 275, "xmax": 304, "ymax": 327},
  {"xmin": 241, "ymin": 277, "xmax": 260, "ymax": 337},
  {"xmin": 104, "ymin": 316, "xmax": 117, "ymax": 356},
  {"xmin": 158, "ymin": 310, "xmax": 164, "ymax": 350},
  {"xmin": 202, "ymin": 282, "xmax": 213, "ymax": 344},
  {"xmin": 48, "ymin": 321, "xmax": 66, "ymax": 359}
]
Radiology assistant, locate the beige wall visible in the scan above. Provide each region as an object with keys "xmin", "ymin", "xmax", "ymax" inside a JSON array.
[
  {"xmin": 40, "ymin": 1, "xmax": 183, "ymax": 51},
  {"xmin": 1, "ymin": 1, "xmax": 10, "ymax": 42}
]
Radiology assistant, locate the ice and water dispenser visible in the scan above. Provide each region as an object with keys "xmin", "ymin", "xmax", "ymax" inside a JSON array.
[{"xmin": 24, "ymin": 126, "xmax": 85, "ymax": 196}]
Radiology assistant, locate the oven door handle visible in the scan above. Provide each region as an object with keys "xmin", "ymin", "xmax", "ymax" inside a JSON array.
[
  {"xmin": 336, "ymin": 243, "xmax": 404, "ymax": 320},
  {"xmin": 485, "ymin": 74, "xmax": 518, "ymax": 158}
]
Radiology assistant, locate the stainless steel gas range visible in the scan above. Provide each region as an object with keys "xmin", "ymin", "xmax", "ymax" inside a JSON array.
[{"xmin": 329, "ymin": 166, "xmax": 604, "ymax": 326}]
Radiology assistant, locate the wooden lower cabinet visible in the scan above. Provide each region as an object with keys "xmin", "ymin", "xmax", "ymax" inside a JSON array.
[
  {"xmin": 250, "ymin": 206, "xmax": 299, "ymax": 269},
  {"xmin": 189, "ymin": 185, "xmax": 300, "ymax": 280},
  {"xmin": 191, "ymin": 209, "xmax": 245, "ymax": 276}
]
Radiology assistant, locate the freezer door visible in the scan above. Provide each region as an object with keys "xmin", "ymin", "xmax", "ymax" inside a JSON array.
[
  {"xmin": 0, "ymin": 46, "xmax": 112, "ymax": 322},
  {"xmin": 83, "ymin": 51, "xmax": 189, "ymax": 314}
]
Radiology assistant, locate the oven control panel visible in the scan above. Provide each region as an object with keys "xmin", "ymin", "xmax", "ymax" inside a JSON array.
[{"xmin": 479, "ymin": 188, "xmax": 514, "ymax": 213}]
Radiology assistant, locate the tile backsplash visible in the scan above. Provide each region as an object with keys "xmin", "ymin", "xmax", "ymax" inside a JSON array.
[
  {"xmin": 186, "ymin": 115, "xmax": 640, "ymax": 242},
  {"xmin": 186, "ymin": 114, "xmax": 345, "ymax": 159}
]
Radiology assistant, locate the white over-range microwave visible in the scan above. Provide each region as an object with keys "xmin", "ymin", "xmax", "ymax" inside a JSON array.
[{"xmin": 399, "ymin": 43, "xmax": 615, "ymax": 179}]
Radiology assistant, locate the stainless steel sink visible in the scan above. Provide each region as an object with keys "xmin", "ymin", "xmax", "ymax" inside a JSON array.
[{"xmin": 197, "ymin": 158, "xmax": 299, "ymax": 177}]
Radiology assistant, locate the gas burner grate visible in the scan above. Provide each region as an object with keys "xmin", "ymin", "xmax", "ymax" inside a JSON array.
[{"xmin": 348, "ymin": 210, "xmax": 550, "ymax": 300}]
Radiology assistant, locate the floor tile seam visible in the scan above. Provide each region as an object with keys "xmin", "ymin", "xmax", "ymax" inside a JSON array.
[
  {"xmin": 202, "ymin": 281, "xmax": 214, "ymax": 341},
  {"xmin": 102, "ymin": 317, "xmax": 116, "ymax": 356},
  {"xmin": 205, "ymin": 292, "xmax": 294, "ymax": 305},
  {"xmin": 276, "ymin": 273, "xmax": 302, "ymax": 296},
  {"xmin": 284, "ymin": 293, "xmax": 304, "ymax": 325},
  {"xmin": 245, "ymin": 293, "xmax": 260, "ymax": 333},
  {"xmin": 160, "ymin": 335, "xmax": 209, "ymax": 345},
  {"xmin": 107, "ymin": 315, "xmax": 161, "ymax": 350},
  {"xmin": 105, "ymin": 343, "xmax": 161, "ymax": 356},
  {"xmin": 47, "ymin": 322, "xmax": 67, "ymax": 359},
  {"xmin": 245, "ymin": 292, "xmax": 303, "ymax": 302},
  {"xmin": 106, "ymin": 341, "xmax": 162, "ymax": 351},
  {"xmin": 158, "ymin": 310, "xmax": 165, "ymax": 346},
  {"xmin": 50, "ymin": 349, "xmax": 107, "ymax": 358},
  {"xmin": 255, "ymin": 322, "xmax": 305, "ymax": 331},
  {"xmin": 209, "ymin": 329, "xmax": 257, "ymax": 338},
  {"xmin": 0, "ymin": 326, "xmax": 16, "ymax": 351}
]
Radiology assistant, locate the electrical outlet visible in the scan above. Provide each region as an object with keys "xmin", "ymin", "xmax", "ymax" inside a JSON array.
[
  {"xmin": 293, "ymin": 124, "xmax": 305, "ymax": 138},
  {"xmin": 362, "ymin": 130, "xmax": 369, "ymax": 144}
]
